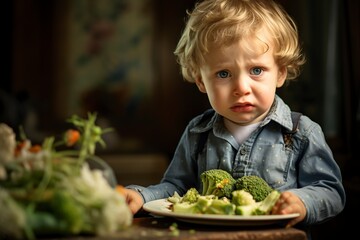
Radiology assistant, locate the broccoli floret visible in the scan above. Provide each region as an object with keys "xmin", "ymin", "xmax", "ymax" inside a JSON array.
[
  {"xmin": 235, "ymin": 190, "xmax": 280, "ymax": 216},
  {"xmin": 181, "ymin": 188, "xmax": 200, "ymax": 204},
  {"xmin": 171, "ymin": 189, "xmax": 280, "ymax": 216},
  {"xmin": 172, "ymin": 194, "xmax": 215, "ymax": 214},
  {"xmin": 203, "ymin": 199, "xmax": 236, "ymax": 215},
  {"xmin": 231, "ymin": 189, "xmax": 256, "ymax": 206},
  {"xmin": 235, "ymin": 203, "xmax": 260, "ymax": 216},
  {"xmin": 196, "ymin": 195, "xmax": 214, "ymax": 212},
  {"xmin": 252, "ymin": 190, "xmax": 281, "ymax": 215},
  {"xmin": 235, "ymin": 175, "xmax": 273, "ymax": 202},
  {"xmin": 200, "ymin": 169, "xmax": 236, "ymax": 198},
  {"xmin": 167, "ymin": 191, "xmax": 182, "ymax": 204},
  {"xmin": 170, "ymin": 193, "xmax": 215, "ymax": 214},
  {"xmin": 172, "ymin": 201, "xmax": 201, "ymax": 214}
]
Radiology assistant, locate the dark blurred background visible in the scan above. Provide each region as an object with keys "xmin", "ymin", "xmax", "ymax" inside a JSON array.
[{"xmin": 1, "ymin": 0, "xmax": 359, "ymax": 239}]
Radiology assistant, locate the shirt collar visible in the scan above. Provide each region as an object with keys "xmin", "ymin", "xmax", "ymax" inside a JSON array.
[
  {"xmin": 260, "ymin": 95, "xmax": 294, "ymax": 131},
  {"xmin": 190, "ymin": 95, "xmax": 294, "ymax": 134}
]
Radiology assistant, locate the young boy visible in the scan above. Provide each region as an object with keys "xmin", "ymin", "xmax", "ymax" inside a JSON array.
[{"xmin": 123, "ymin": 0, "xmax": 345, "ymax": 236}]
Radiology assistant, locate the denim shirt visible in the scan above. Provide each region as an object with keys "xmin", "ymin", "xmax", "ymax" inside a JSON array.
[{"xmin": 127, "ymin": 95, "xmax": 346, "ymax": 226}]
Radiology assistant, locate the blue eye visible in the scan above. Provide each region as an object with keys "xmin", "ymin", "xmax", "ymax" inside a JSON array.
[
  {"xmin": 250, "ymin": 67, "xmax": 262, "ymax": 75},
  {"xmin": 217, "ymin": 70, "xmax": 230, "ymax": 78}
]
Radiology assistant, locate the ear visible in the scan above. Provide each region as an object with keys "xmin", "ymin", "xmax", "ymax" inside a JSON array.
[
  {"xmin": 195, "ymin": 76, "xmax": 207, "ymax": 93},
  {"xmin": 276, "ymin": 66, "xmax": 287, "ymax": 87}
]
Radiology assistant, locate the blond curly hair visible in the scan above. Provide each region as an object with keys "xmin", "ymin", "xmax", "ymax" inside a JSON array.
[{"xmin": 174, "ymin": 0, "xmax": 306, "ymax": 82}]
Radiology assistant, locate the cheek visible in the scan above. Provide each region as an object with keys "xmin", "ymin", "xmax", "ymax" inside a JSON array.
[
  {"xmin": 255, "ymin": 86, "xmax": 277, "ymax": 106},
  {"xmin": 256, "ymin": 79, "xmax": 277, "ymax": 94},
  {"xmin": 207, "ymin": 87, "xmax": 228, "ymax": 107},
  {"xmin": 206, "ymin": 90, "xmax": 217, "ymax": 105},
  {"xmin": 202, "ymin": 84, "xmax": 217, "ymax": 102}
]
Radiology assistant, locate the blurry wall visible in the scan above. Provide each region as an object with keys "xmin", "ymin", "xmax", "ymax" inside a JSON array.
[{"xmin": 5, "ymin": 0, "xmax": 210, "ymax": 157}]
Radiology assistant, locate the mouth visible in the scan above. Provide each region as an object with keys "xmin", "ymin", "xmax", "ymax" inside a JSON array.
[{"xmin": 230, "ymin": 103, "xmax": 254, "ymax": 113}]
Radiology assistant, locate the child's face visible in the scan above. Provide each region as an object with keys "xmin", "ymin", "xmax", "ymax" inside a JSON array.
[{"xmin": 195, "ymin": 37, "xmax": 287, "ymax": 126}]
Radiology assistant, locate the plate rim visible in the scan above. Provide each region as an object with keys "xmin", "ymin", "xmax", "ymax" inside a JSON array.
[{"xmin": 143, "ymin": 198, "xmax": 300, "ymax": 225}]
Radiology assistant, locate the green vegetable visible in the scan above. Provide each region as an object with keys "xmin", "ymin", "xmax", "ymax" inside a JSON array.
[
  {"xmin": 170, "ymin": 174, "xmax": 280, "ymax": 217},
  {"xmin": 173, "ymin": 195, "xmax": 235, "ymax": 215},
  {"xmin": 172, "ymin": 201, "xmax": 201, "ymax": 214},
  {"xmin": 26, "ymin": 209, "xmax": 66, "ymax": 236},
  {"xmin": 167, "ymin": 191, "xmax": 182, "ymax": 203},
  {"xmin": 172, "ymin": 195, "xmax": 236, "ymax": 215},
  {"xmin": 203, "ymin": 199, "xmax": 235, "ymax": 215},
  {"xmin": 253, "ymin": 190, "xmax": 281, "ymax": 215},
  {"xmin": 170, "ymin": 189, "xmax": 280, "ymax": 216},
  {"xmin": 172, "ymin": 194, "xmax": 212, "ymax": 214},
  {"xmin": 0, "ymin": 113, "xmax": 132, "ymax": 239},
  {"xmin": 235, "ymin": 190, "xmax": 280, "ymax": 216},
  {"xmin": 235, "ymin": 203, "xmax": 260, "ymax": 216},
  {"xmin": 195, "ymin": 195, "xmax": 214, "ymax": 212},
  {"xmin": 235, "ymin": 175, "xmax": 273, "ymax": 201},
  {"xmin": 181, "ymin": 188, "xmax": 200, "ymax": 204},
  {"xmin": 50, "ymin": 190, "xmax": 85, "ymax": 234},
  {"xmin": 200, "ymin": 169, "xmax": 236, "ymax": 198},
  {"xmin": 0, "ymin": 189, "xmax": 27, "ymax": 239},
  {"xmin": 231, "ymin": 189, "xmax": 256, "ymax": 206}
]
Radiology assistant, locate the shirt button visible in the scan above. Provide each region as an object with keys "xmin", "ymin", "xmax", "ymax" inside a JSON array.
[{"xmin": 240, "ymin": 148, "xmax": 247, "ymax": 155}]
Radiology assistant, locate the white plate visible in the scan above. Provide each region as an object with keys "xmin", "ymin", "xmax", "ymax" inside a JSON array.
[{"xmin": 143, "ymin": 198, "xmax": 300, "ymax": 226}]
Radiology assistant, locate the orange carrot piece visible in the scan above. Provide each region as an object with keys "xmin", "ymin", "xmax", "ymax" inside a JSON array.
[
  {"xmin": 65, "ymin": 129, "xmax": 80, "ymax": 146},
  {"xmin": 29, "ymin": 144, "xmax": 42, "ymax": 153}
]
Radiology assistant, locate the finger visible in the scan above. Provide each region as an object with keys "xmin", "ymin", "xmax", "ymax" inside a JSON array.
[
  {"xmin": 271, "ymin": 197, "xmax": 287, "ymax": 214},
  {"xmin": 271, "ymin": 203, "xmax": 281, "ymax": 214},
  {"xmin": 128, "ymin": 201, "xmax": 140, "ymax": 214}
]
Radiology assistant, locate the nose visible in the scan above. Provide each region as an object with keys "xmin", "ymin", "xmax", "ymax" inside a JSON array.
[{"xmin": 233, "ymin": 74, "xmax": 251, "ymax": 96}]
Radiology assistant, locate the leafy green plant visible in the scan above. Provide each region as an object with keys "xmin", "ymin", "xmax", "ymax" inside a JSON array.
[{"xmin": 0, "ymin": 113, "xmax": 132, "ymax": 240}]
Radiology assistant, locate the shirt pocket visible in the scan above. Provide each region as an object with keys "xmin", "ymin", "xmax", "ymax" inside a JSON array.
[{"xmin": 252, "ymin": 144, "xmax": 293, "ymax": 188}]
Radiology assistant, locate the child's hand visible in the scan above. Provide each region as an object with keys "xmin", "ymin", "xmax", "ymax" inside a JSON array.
[
  {"xmin": 271, "ymin": 191, "xmax": 306, "ymax": 228},
  {"xmin": 122, "ymin": 188, "xmax": 144, "ymax": 214}
]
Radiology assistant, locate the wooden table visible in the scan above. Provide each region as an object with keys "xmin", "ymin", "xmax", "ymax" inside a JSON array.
[{"xmin": 46, "ymin": 216, "xmax": 307, "ymax": 240}]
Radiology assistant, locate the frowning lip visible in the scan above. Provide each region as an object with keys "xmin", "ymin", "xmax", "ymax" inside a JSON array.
[{"xmin": 230, "ymin": 102, "xmax": 254, "ymax": 112}]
